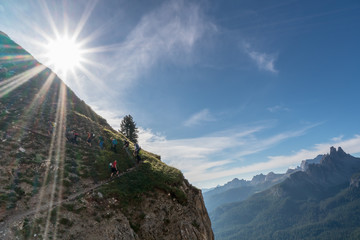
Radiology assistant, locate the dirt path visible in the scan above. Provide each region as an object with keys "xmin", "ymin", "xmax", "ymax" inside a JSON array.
[{"xmin": 0, "ymin": 166, "xmax": 136, "ymax": 236}]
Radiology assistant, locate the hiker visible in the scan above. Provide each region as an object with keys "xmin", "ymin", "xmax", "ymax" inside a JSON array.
[
  {"xmin": 113, "ymin": 160, "xmax": 119, "ymax": 175},
  {"xmin": 133, "ymin": 143, "xmax": 141, "ymax": 163},
  {"xmin": 110, "ymin": 160, "xmax": 119, "ymax": 178},
  {"xmin": 109, "ymin": 162, "xmax": 114, "ymax": 177},
  {"xmin": 71, "ymin": 130, "xmax": 79, "ymax": 144},
  {"xmin": 99, "ymin": 136, "xmax": 104, "ymax": 150},
  {"xmin": 123, "ymin": 140, "xmax": 129, "ymax": 149},
  {"xmin": 86, "ymin": 132, "xmax": 94, "ymax": 147},
  {"xmin": 111, "ymin": 138, "xmax": 118, "ymax": 153}
]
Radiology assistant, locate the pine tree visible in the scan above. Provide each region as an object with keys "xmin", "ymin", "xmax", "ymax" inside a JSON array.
[{"xmin": 120, "ymin": 114, "xmax": 138, "ymax": 143}]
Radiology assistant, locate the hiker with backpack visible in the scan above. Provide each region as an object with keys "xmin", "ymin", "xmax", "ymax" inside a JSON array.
[
  {"xmin": 99, "ymin": 135, "xmax": 104, "ymax": 150},
  {"xmin": 123, "ymin": 140, "xmax": 129, "ymax": 149},
  {"xmin": 86, "ymin": 132, "xmax": 95, "ymax": 147},
  {"xmin": 133, "ymin": 143, "xmax": 141, "ymax": 164},
  {"xmin": 68, "ymin": 130, "xmax": 79, "ymax": 144},
  {"xmin": 110, "ymin": 160, "xmax": 119, "ymax": 178},
  {"xmin": 109, "ymin": 162, "xmax": 114, "ymax": 177},
  {"xmin": 111, "ymin": 138, "xmax": 118, "ymax": 153}
]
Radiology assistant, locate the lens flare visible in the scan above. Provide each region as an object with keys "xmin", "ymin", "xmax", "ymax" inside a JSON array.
[{"xmin": 45, "ymin": 37, "xmax": 83, "ymax": 75}]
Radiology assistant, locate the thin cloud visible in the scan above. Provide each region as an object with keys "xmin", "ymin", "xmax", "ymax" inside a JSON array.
[
  {"xmin": 192, "ymin": 134, "xmax": 360, "ymax": 187},
  {"xmin": 267, "ymin": 105, "xmax": 290, "ymax": 113},
  {"xmin": 331, "ymin": 135, "xmax": 344, "ymax": 142},
  {"xmin": 266, "ymin": 135, "xmax": 360, "ymax": 170},
  {"xmin": 243, "ymin": 43, "xmax": 278, "ymax": 73},
  {"xmin": 183, "ymin": 109, "xmax": 216, "ymax": 127},
  {"xmin": 107, "ymin": 0, "xmax": 211, "ymax": 90},
  {"xmin": 138, "ymin": 123, "xmax": 319, "ymax": 187}
]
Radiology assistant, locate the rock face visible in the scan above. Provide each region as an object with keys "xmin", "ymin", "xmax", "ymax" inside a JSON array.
[
  {"xmin": 136, "ymin": 181, "xmax": 213, "ymax": 240},
  {"xmin": 14, "ymin": 181, "xmax": 213, "ymax": 240},
  {"xmin": 350, "ymin": 174, "xmax": 360, "ymax": 188},
  {"xmin": 307, "ymin": 146, "xmax": 360, "ymax": 186},
  {"xmin": 300, "ymin": 154, "xmax": 323, "ymax": 171},
  {"xmin": 0, "ymin": 31, "xmax": 214, "ymax": 240}
]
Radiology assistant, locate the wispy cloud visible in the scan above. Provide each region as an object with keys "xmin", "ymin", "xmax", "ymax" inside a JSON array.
[
  {"xmin": 183, "ymin": 109, "xmax": 216, "ymax": 127},
  {"xmin": 243, "ymin": 43, "xmax": 278, "ymax": 73},
  {"xmin": 107, "ymin": 0, "xmax": 211, "ymax": 90},
  {"xmin": 138, "ymin": 123, "xmax": 320, "ymax": 187},
  {"xmin": 267, "ymin": 105, "xmax": 290, "ymax": 113},
  {"xmin": 266, "ymin": 135, "xmax": 360, "ymax": 170},
  {"xmin": 331, "ymin": 135, "xmax": 344, "ymax": 142}
]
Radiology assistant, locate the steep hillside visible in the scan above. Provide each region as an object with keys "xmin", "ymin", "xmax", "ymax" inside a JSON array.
[
  {"xmin": 0, "ymin": 32, "xmax": 214, "ymax": 239},
  {"xmin": 211, "ymin": 147, "xmax": 360, "ymax": 240}
]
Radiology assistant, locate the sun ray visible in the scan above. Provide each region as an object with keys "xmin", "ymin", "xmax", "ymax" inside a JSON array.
[
  {"xmin": 76, "ymin": 63, "xmax": 110, "ymax": 91},
  {"xmin": 42, "ymin": 81, "xmax": 67, "ymax": 240},
  {"xmin": 7, "ymin": 71, "xmax": 56, "ymax": 145},
  {"xmin": 22, "ymin": 72, "xmax": 56, "ymax": 124},
  {"xmin": 0, "ymin": 65, "xmax": 47, "ymax": 97},
  {"xmin": 76, "ymin": 53, "xmax": 109, "ymax": 71},
  {"xmin": 49, "ymin": 82, "xmax": 67, "ymax": 240},
  {"xmin": 72, "ymin": 0, "xmax": 98, "ymax": 41},
  {"xmin": 38, "ymin": 0, "xmax": 61, "ymax": 40}
]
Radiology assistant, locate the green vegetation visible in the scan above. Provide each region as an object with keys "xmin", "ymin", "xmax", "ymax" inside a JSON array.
[
  {"xmin": 99, "ymin": 152, "xmax": 187, "ymax": 208},
  {"xmin": 120, "ymin": 114, "xmax": 139, "ymax": 143},
  {"xmin": 212, "ymin": 177, "xmax": 360, "ymax": 240},
  {"xmin": 59, "ymin": 218, "xmax": 73, "ymax": 227}
]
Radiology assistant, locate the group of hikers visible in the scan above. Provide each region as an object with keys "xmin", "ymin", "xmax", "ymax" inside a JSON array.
[
  {"xmin": 109, "ymin": 141, "xmax": 142, "ymax": 178},
  {"xmin": 47, "ymin": 120, "xmax": 142, "ymax": 178},
  {"xmin": 63, "ymin": 128, "xmax": 115, "ymax": 152}
]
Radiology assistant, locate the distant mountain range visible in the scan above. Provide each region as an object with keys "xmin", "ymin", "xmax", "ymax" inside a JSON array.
[
  {"xmin": 203, "ymin": 154, "xmax": 323, "ymax": 212},
  {"xmin": 210, "ymin": 147, "xmax": 360, "ymax": 240}
]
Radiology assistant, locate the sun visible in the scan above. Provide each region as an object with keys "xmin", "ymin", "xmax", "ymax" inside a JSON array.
[{"xmin": 45, "ymin": 36, "xmax": 84, "ymax": 76}]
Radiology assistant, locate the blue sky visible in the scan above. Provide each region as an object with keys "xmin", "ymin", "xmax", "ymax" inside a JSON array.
[{"xmin": 1, "ymin": 0, "xmax": 360, "ymax": 188}]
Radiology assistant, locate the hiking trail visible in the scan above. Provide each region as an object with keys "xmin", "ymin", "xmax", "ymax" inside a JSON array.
[{"xmin": 0, "ymin": 166, "xmax": 136, "ymax": 235}]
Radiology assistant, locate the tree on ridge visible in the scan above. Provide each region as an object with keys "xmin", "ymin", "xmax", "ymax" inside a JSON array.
[{"xmin": 120, "ymin": 114, "xmax": 138, "ymax": 143}]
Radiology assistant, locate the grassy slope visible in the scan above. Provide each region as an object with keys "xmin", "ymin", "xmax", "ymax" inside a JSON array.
[{"xmin": 0, "ymin": 34, "xmax": 188, "ymax": 239}]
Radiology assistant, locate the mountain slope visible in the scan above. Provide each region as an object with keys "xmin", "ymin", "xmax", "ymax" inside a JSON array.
[
  {"xmin": 204, "ymin": 171, "xmax": 293, "ymax": 212},
  {"xmin": 0, "ymin": 32, "xmax": 214, "ymax": 240},
  {"xmin": 211, "ymin": 147, "xmax": 360, "ymax": 240},
  {"xmin": 204, "ymin": 154, "xmax": 325, "ymax": 213}
]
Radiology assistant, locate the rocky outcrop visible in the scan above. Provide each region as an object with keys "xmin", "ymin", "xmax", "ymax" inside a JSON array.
[
  {"xmin": 350, "ymin": 174, "xmax": 360, "ymax": 188},
  {"xmin": 300, "ymin": 154, "xmax": 323, "ymax": 171},
  {"xmin": 12, "ymin": 180, "xmax": 214, "ymax": 240},
  {"xmin": 135, "ymin": 181, "xmax": 213, "ymax": 240},
  {"xmin": 307, "ymin": 147, "xmax": 360, "ymax": 186}
]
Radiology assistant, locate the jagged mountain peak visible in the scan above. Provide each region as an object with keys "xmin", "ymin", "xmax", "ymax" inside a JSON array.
[
  {"xmin": 328, "ymin": 146, "xmax": 347, "ymax": 157},
  {"xmin": 319, "ymin": 146, "xmax": 354, "ymax": 166}
]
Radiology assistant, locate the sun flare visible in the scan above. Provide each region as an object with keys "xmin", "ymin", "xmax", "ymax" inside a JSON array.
[{"xmin": 45, "ymin": 36, "xmax": 83, "ymax": 75}]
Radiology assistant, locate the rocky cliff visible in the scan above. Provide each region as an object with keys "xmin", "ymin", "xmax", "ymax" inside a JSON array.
[{"xmin": 0, "ymin": 31, "xmax": 214, "ymax": 240}]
